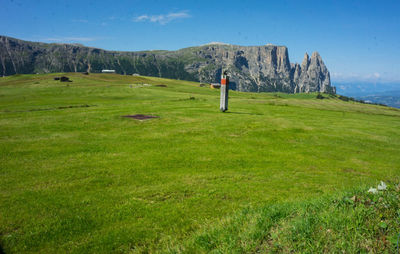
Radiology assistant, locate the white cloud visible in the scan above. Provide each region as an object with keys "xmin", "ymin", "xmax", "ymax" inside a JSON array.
[
  {"xmin": 133, "ymin": 11, "xmax": 191, "ymax": 25},
  {"xmin": 135, "ymin": 15, "xmax": 150, "ymax": 22},
  {"xmin": 331, "ymin": 72, "xmax": 395, "ymax": 83}
]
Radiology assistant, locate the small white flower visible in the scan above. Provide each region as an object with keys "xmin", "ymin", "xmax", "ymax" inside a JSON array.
[
  {"xmin": 377, "ymin": 181, "xmax": 387, "ymax": 191},
  {"xmin": 368, "ymin": 187, "xmax": 378, "ymax": 194}
]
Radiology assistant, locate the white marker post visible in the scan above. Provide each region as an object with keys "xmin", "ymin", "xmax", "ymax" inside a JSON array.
[{"xmin": 220, "ymin": 71, "xmax": 229, "ymax": 112}]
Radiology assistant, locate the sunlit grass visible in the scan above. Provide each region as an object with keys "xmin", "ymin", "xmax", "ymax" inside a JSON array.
[{"xmin": 0, "ymin": 73, "xmax": 399, "ymax": 253}]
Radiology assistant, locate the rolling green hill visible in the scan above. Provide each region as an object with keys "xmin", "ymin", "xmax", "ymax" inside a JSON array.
[{"xmin": 0, "ymin": 73, "xmax": 399, "ymax": 253}]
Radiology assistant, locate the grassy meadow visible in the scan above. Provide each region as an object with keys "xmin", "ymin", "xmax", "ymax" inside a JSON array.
[{"xmin": 0, "ymin": 73, "xmax": 399, "ymax": 253}]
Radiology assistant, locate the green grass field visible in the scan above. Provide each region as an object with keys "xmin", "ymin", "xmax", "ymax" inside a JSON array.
[{"xmin": 0, "ymin": 73, "xmax": 399, "ymax": 253}]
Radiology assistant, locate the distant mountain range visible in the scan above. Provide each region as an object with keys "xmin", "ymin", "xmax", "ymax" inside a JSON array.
[
  {"xmin": 335, "ymin": 81, "xmax": 400, "ymax": 108},
  {"xmin": 358, "ymin": 91, "xmax": 400, "ymax": 108},
  {"xmin": 0, "ymin": 35, "xmax": 335, "ymax": 93},
  {"xmin": 335, "ymin": 81, "xmax": 400, "ymax": 97}
]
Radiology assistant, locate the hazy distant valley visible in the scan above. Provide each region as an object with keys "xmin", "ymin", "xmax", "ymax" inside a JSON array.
[{"xmin": 336, "ymin": 81, "xmax": 400, "ymax": 108}]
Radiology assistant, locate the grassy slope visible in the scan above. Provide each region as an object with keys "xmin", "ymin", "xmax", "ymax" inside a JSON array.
[
  {"xmin": 0, "ymin": 73, "xmax": 399, "ymax": 253},
  {"xmin": 178, "ymin": 182, "xmax": 400, "ymax": 253}
]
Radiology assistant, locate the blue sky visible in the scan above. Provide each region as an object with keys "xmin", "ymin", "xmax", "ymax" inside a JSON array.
[{"xmin": 1, "ymin": 0, "xmax": 399, "ymax": 84}]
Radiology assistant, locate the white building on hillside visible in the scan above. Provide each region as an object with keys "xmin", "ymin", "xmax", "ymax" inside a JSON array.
[{"xmin": 102, "ymin": 70, "xmax": 116, "ymax": 73}]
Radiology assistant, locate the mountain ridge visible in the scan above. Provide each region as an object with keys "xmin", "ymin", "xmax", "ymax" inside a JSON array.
[{"xmin": 0, "ymin": 35, "xmax": 335, "ymax": 93}]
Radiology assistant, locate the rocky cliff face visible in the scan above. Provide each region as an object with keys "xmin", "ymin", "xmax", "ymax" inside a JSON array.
[{"xmin": 0, "ymin": 36, "xmax": 335, "ymax": 93}]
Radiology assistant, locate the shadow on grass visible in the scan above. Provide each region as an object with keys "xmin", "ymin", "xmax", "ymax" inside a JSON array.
[
  {"xmin": 1, "ymin": 104, "xmax": 96, "ymax": 113},
  {"xmin": 0, "ymin": 243, "xmax": 5, "ymax": 254},
  {"xmin": 224, "ymin": 111, "xmax": 263, "ymax": 115}
]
